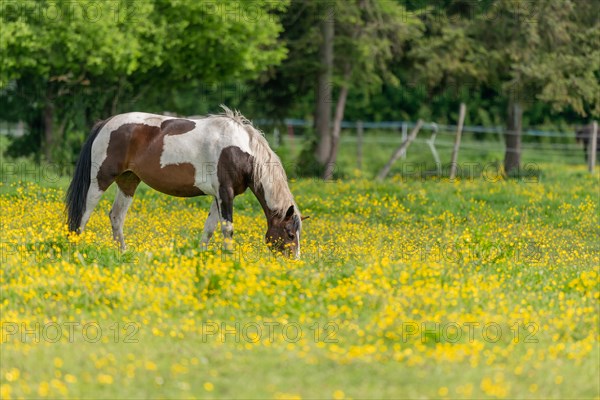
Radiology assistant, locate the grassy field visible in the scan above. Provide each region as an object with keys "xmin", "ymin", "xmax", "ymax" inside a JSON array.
[{"xmin": 1, "ymin": 135, "xmax": 598, "ymax": 398}]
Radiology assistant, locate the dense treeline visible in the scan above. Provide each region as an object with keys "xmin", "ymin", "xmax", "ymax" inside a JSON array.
[{"xmin": 1, "ymin": 0, "xmax": 598, "ymax": 168}]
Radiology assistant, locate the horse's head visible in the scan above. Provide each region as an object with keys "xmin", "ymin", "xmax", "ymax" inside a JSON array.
[
  {"xmin": 266, "ymin": 205, "xmax": 307, "ymax": 258},
  {"xmin": 575, "ymin": 126, "xmax": 589, "ymax": 144}
]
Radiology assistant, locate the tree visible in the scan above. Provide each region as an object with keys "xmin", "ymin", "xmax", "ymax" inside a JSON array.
[
  {"xmin": 1, "ymin": 1, "xmax": 159, "ymax": 160},
  {"xmin": 314, "ymin": 11, "xmax": 334, "ymax": 166},
  {"xmin": 323, "ymin": 0, "xmax": 422, "ymax": 178},
  {"xmin": 410, "ymin": 0, "xmax": 600, "ymax": 174},
  {"xmin": 245, "ymin": 0, "xmax": 421, "ymax": 177},
  {"xmin": 0, "ymin": 0, "xmax": 288, "ymax": 161},
  {"xmin": 323, "ymin": 1, "xmax": 425, "ymax": 176}
]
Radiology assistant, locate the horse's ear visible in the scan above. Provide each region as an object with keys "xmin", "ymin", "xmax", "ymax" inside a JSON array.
[
  {"xmin": 301, "ymin": 216, "xmax": 310, "ymax": 221},
  {"xmin": 284, "ymin": 205, "xmax": 295, "ymax": 220}
]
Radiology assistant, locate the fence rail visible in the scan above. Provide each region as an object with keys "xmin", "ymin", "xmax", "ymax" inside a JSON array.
[
  {"xmin": 255, "ymin": 116, "xmax": 596, "ymax": 172},
  {"xmin": 1, "ymin": 117, "xmax": 595, "ymax": 172},
  {"xmin": 254, "ymin": 118, "xmax": 581, "ymax": 138}
]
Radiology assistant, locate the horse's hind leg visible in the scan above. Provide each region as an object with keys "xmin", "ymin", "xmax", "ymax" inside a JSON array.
[
  {"xmin": 109, "ymin": 189, "xmax": 133, "ymax": 250},
  {"xmin": 110, "ymin": 172, "xmax": 140, "ymax": 250},
  {"xmin": 79, "ymin": 180, "xmax": 105, "ymax": 232}
]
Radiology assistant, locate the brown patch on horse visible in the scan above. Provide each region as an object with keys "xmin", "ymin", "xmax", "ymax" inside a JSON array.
[
  {"xmin": 97, "ymin": 123, "xmax": 145, "ymax": 191},
  {"xmin": 217, "ymin": 146, "xmax": 253, "ymax": 196},
  {"xmin": 97, "ymin": 123, "xmax": 204, "ymax": 197},
  {"xmin": 161, "ymin": 119, "xmax": 196, "ymax": 135},
  {"xmin": 115, "ymin": 171, "xmax": 141, "ymax": 197},
  {"xmin": 218, "ymin": 146, "xmax": 299, "ymax": 254},
  {"xmin": 216, "ymin": 146, "xmax": 253, "ymax": 222}
]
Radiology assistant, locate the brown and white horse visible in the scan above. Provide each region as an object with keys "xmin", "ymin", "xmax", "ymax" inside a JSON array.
[{"xmin": 66, "ymin": 106, "xmax": 305, "ymax": 257}]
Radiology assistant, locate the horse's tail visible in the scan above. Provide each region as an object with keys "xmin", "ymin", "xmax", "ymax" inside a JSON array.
[{"xmin": 65, "ymin": 120, "xmax": 105, "ymax": 232}]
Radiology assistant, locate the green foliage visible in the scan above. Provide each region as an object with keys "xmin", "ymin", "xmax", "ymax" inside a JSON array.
[
  {"xmin": 1, "ymin": 0, "xmax": 288, "ymax": 159},
  {"xmin": 410, "ymin": 0, "xmax": 599, "ymax": 118},
  {"xmin": 1, "ymin": 0, "xmax": 598, "ymax": 161},
  {"xmin": 245, "ymin": 0, "xmax": 597, "ymax": 135}
]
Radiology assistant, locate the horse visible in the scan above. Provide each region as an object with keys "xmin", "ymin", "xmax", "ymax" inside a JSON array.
[
  {"xmin": 575, "ymin": 124, "xmax": 599, "ymax": 162},
  {"xmin": 65, "ymin": 106, "xmax": 306, "ymax": 258}
]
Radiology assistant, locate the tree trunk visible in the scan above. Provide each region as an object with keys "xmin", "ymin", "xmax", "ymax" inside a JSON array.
[
  {"xmin": 323, "ymin": 67, "xmax": 351, "ymax": 180},
  {"xmin": 314, "ymin": 15, "xmax": 334, "ymax": 165},
  {"xmin": 504, "ymin": 102, "xmax": 522, "ymax": 176},
  {"xmin": 43, "ymin": 101, "xmax": 54, "ymax": 162}
]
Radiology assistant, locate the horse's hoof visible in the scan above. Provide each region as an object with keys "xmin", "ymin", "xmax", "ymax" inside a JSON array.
[{"xmin": 222, "ymin": 240, "xmax": 234, "ymax": 253}]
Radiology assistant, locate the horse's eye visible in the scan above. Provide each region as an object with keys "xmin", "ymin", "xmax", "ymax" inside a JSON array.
[{"xmin": 287, "ymin": 232, "xmax": 295, "ymax": 240}]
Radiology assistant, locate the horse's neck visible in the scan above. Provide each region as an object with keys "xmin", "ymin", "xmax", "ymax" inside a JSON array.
[{"xmin": 249, "ymin": 180, "xmax": 286, "ymax": 227}]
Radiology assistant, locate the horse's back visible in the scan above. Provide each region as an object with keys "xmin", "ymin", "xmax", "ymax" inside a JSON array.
[
  {"xmin": 99, "ymin": 112, "xmax": 251, "ymax": 149},
  {"xmin": 91, "ymin": 112, "xmax": 253, "ymax": 197}
]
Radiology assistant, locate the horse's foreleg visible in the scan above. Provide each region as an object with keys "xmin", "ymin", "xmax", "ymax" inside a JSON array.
[
  {"xmin": 109, "ymin": 188, "xmax": 134, "ymax": 250},
  {"xmin": 218, "ymin": 188, "xmax": 235, "ymax": 252},
  {"xmin": 201, "ymin": 199, "xmax": 220, "ymax": 245}
]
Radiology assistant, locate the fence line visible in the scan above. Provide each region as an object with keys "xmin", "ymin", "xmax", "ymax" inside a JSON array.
[
  {"xmin": 339, "ymin": 135, "xmax": 585, "ymax": 151},
  {"xmin": 0, "ymin": 118, "xmax": 583, "ymax": 139},
  {"xmin": 336, "ymin": 137, "xmax": 585, "ymax": 158},
  {"xmin": 1, "ymin": 117, "xmax": 592, "ymax": 170},
  {"xmin": 256, "ymin": 117, "xmax": 596, "ymax": 172},
  {"xmin": 254, "ymin": 118, "xmax": 580, "ymax": 139}
]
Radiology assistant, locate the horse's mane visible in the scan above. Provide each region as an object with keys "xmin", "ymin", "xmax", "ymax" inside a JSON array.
[{"xmin": 215, "ymin": 105, "xmax": 298, "ymax": 218}]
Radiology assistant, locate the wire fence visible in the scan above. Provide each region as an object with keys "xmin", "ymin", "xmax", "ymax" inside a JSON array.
[
  {"xmin": 0, "ymin": 117, "xmax": 595, "ymax": 173},
  {"xmin": 255, "ymin": 118, "xmax": 595, "ymax": 168}
]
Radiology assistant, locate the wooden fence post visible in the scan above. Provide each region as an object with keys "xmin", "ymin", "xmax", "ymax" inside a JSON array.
[
  {"xmin": 504, "ymin": 102, "xmax": 522, "ymax": 175},
  {"xmin": 287, "ymin": 124, "xmax": 295, "ymax": 153},
  {"xmin": 377, "ymin": 120, "xmax": 423, "ymax": 181},
  {"xmin": 357, "ymin": 120, "xmax": 363, "ymax": 171},
  {"xmin": 450, "ymin": 103, "xmax": 466, "ymax": 179},
  {"xmin": 589, "ymin": 121, "xmax": 598, "ymax": 173}
]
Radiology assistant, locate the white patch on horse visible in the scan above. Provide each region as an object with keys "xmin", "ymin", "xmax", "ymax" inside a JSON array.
[{"xmin": 160, "ymin": 118, "xmax": 252, "ymax": 196}]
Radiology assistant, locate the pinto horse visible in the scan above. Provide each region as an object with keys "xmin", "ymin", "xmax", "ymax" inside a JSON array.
[{"xmin": 66, "ymin": 107, "xmax": 304, "ymax": 257}]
